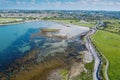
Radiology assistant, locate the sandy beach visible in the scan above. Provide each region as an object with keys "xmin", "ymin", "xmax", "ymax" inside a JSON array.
[{"xmin": 49, "ymin": 23, "xmax": 90, "ymax": 38}]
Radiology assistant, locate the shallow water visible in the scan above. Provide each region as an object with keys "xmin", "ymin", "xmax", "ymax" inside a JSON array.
[
  {"xmin": 0, "ymin": 21, "xmax": 89, "ymax": 72},
  {"xmin": 0, "ymin": 21, "xmax": 62, "ymax": 71},
  {"xmin": 0, "ymin": 21, "xmax": 58, "ymax": 52}
]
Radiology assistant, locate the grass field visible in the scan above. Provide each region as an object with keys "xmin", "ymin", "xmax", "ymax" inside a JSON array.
[
  {"xmin": 103, "ymin": 19, "xmax": 120, "ymax": 33},
  {"xmin": 91, "ymin": 30, "xmax": 120, "ymax": 80},
  {"xmin": 49, "ymin": 19, "xmax": 95, "ymax": 28},
  {"xmin": 0, "ymin": 18, "xmax": 23, "ymax": 24}
]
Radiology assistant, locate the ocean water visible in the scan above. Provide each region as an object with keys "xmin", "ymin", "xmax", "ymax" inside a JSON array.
[{"xmin": 0, "ymin": 21, "xmax": 60, "ymax": 71}]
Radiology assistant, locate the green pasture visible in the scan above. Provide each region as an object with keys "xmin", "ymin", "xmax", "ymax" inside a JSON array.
[{"xmin": 92, "ymin": 30, "xmax": 120, "ymax": 80}]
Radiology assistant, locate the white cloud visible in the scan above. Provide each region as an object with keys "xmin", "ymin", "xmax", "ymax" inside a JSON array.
[
  {"xmin": 31, "ymin": 0, "xmax": 36, "ymax": 5},
  {"xmin": 0, "ymin": 0, "xmax": 120, "ymax": 11},
  {"xmin": 37, "ymin": 0, "xmax": 120, "ymax": 10}
]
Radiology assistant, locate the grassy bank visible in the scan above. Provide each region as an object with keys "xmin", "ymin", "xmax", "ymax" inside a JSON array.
[
  {"xmin": 0, "ymin": 18, "xmax": 23, "ymax": 24},
  {"xmin": 72, "ymin": 62, "xmax": 94, "ymax": 80},
  {"xmin": 91, "ymin": 30, "xmax": 120, "ymax": 80}
]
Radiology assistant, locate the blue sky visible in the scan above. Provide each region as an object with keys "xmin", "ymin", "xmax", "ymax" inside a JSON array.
[{"xmin": 0, "ymin": 0, "xmax": 120, "ymax": 11}]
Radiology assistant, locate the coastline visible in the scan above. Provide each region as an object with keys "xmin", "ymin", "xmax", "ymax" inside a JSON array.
[
  {"xmin": 0, "ymin": 22, "xmax": 24, "ymax": 26},
  {"xmin": 0, "ymin": 20, "xmax": 42, "ymax": 26},
  {"xmin": 0, "ymin": 21, "xmax": 93, "ymax": 80}
]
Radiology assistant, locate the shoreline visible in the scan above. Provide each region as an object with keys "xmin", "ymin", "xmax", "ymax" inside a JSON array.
[
  {"xmin": 0, "ymin": 20, "xmax": 42, "ymax": 26},
  {"xmin": 52, "ymin": 20, "xmax": 90, "ymax": 28},
  {"xmin": 0, "ymin": 19, "xmax": 90, "ymax": 30},
  {"xmin": 0, "ymin": 21, "xmax": 93, "ymax": 80},
  {"xmin": 0, "ymin": 22, "xmax": 24, "ymax": 26}
]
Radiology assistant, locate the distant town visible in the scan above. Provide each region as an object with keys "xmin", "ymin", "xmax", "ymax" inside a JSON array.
[{"xmin": 0, "ymin": 10, "xmax": 120, "ymax": 20}]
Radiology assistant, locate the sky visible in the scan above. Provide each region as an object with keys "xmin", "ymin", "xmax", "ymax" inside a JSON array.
[{"xmin": 0, "ymin": 0, "xmax": 120, "ymax": 11}]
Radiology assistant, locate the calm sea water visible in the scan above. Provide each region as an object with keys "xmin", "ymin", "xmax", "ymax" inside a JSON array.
[{"xmin": 0, "ymin": 21, "xmax": 60, "ymax": 71}]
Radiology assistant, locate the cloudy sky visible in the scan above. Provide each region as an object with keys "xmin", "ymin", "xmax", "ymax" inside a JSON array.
[{"xmin": 0, "ymin": 0, "xmax": 120, "ymax": 11}]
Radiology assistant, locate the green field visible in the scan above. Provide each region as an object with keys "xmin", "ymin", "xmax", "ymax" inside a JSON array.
[
  {"xmin": 0, "ymin": 18, "xmax": 23, "ymax": 24},
  {"xmin": 91, "ymin": 30, "xmax": 120, "ymax": 80},
  {"xmin": 49, "ymin": 19, "xmax": 95, "ymax": 28},
  {"xmin": 103, "ymin": 19, "xmax": 120, "ymax": 33}
]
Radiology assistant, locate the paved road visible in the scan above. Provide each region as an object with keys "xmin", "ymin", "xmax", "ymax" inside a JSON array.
[{"xmin": 85, "ymin": 29, "xmax": 102, "ymax": 80}]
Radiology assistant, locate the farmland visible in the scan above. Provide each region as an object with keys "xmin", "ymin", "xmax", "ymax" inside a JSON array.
[
  {"xmin": 103, "ymin": 19, "xmax": 120, "ymax": 33},
  {"xmin": 92, "ymin": 30, "xmax": 120, "ymax": 80}
]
